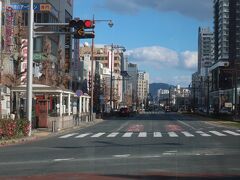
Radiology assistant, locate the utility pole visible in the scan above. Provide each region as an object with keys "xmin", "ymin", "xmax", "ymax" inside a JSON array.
[
  {"xmin": 27, "ymin": 0, "xmax": 34, "ymax": 136},
  {"xmin": 110, "ymin": 44, "xmax": 113, "ymax": 113}
]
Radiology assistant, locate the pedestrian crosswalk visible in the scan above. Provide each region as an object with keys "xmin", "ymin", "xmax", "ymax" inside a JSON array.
[{"xmin": 58, "ymin": 129, "xmax": 240, "ymax": 139}]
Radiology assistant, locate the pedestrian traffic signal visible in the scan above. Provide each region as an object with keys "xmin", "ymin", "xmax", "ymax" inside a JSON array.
[{"xmin": 69, "ymin": 19, "xmax": 95, "ymax": 39}]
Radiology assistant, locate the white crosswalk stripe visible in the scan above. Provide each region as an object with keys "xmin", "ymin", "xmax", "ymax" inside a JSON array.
[
  {"xmin": 153, "ymin": 132, "xmax": 162, "ymax": 137},
  {"xmin": 75, "ymin": 133, "xmax": 91, "ymax": 138},
  {"xmin": 181, "ymin": 131, "xmax": 194, "ymax": 137},
  {"xmin": 107, "ymin": 132, "xmax": 119, "ymax": 137},
  {"xmin": 196, "ymin": 131, "xmax": 211, "ymax": 137},
  {"xmin": 59, "ymin": 133, "xmax": 78, "ymax": 138},
  {"xmin": 58, "ymin": 129, "xmax": 240, "ymax": 139},
  {"xmin": 223, "ymin": 130, "xmax": 240, "ymax": 136},
  {"xmin": 91, "ymin": 133, "xmax": 105, "ymax": 138},
  {"xmin": 122, "ymin": 132, "xmax": 133, "ymax": 137},
  {"xmin": 168, "ymin": 132, "xmax": 178, "ymax": 137},
  {"xmin": 209, "ymin": 131, "xmax": 226, "ymax": 136},
  {"xmin": 138, "ymin": 132, "xmax": 147, "ymax": 137}
]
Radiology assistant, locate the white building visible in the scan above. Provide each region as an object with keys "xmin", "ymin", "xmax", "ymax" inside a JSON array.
[{"xmin": 137, "ymin": 72, "xmax": 149, "ymax": 107}]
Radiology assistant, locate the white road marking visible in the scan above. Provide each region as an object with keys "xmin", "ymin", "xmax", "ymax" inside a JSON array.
[
  {"xmin": 113, "ymin": 154, "xmax": 130, "ymax": 158},
  {"xmin": 196, "ymin": 131, "xmax": 211, "ymax": 137},
  {"xmin": 153, "ymin": 132, "xmax": 162, "ymax": 137},
  {"xmin": 107, "ymin": 132, "xmax": 119, "ymax": 137},
  {"xmin": 209, "ymin": 131, "xmax": 226, "ymax": 136},
  {"xmin": 75, "ymin": 133, "xmax": 91, "ymax": 138},
  {"xmin": 181, "ymin": 131, "xmax": 194, "ymax": 137},
  {"xmin": 53, "ymin": 158, "xmax": 74, "ymax": 162},
  {"xmin": 91, "ymin": 132, "xmax": 105, "ymax": 138},
  {"xmin": 168, "ymin": 132, "xmax": 178, "ymax": 137},
  {"xmin": 59, "ymin": 133, "xmax": 78, "ymax": 138},
  {"xmin": 122, "ymin": 132, "xmax": 133, "ymax": 137},
  {"xmin": 223, "ymin": 130, "xmax": 240, "ymax": 136},
  {"xmin": 177, "ymin": 120, "xmax": 197, "ymax": 130},
  {"xmin": 163, "ymin": 152, "xmax": 176, "ymax": 156},
  {"xmin": 138, "ymin": 132, "xmax": 147, "ymax": 137}
]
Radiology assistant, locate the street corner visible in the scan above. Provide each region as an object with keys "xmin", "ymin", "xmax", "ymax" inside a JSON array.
[
  {"xmin": 0, "ymin": 135, "xmax": 37, "ymax": 147},
  {"xmin": 204, "ymin": 120, "xmax": 240, "ymax": 129}
]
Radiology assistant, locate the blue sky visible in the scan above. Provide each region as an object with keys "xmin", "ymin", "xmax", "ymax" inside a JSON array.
[{"xmin": 73, "ymin": 0, "xmax": 213, "ymax": 87}]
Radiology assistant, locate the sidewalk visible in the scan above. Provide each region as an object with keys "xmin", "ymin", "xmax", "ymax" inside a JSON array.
[{"xmin": 0, "ymin": 118, "xmax": 104, "ymax": 147}]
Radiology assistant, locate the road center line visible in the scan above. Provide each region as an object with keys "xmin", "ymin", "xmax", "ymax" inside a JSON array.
[
  {"xmin": 53, "ymin": 158, "xmax": 74, "ymax": 162},
  {"xmin": 113, "ymin": 154, "xmax": 130, "ymax": 158}
]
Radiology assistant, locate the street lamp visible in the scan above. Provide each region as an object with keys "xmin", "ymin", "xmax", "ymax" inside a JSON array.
[
  {"xmin": 90, "ymin": 19, "xmax": 113, "ymax": 121},
  {"xmin": 104, "ymin": 44, "xmax": 126, "ymax": 112}
]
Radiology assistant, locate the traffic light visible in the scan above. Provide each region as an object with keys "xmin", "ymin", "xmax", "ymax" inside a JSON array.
[{"xmin": 69, "ymin": 19, "xmax": 95, "ymax": 39}]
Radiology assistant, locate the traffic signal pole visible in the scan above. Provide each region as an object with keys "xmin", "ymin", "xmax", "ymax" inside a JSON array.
[{"xmin": 27, "ymin": 0, "xmax": 34, "ymax": 136}]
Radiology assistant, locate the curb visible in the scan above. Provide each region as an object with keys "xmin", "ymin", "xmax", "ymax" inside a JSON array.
[{"xmin": 0, "ymin": 119, "xmax": 104, "ymax": 147}]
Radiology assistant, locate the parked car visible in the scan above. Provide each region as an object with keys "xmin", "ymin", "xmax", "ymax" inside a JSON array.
[
  {"xmin": 219, "ymin": 107, "xmax": 232, "ymax": 115},
  {"xmin": 119, "ymin": 107, "xmax": 130, "ymax": 117}
]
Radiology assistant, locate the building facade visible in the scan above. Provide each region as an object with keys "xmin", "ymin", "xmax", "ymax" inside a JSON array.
[
  {"xmin": 210, "ymin": 0, "xmax": 240, "ymax": 113},
  {"xmin": 137, "ymin": 72, "xmax": 149, "ymax": 108},
  {"xmin": 0, "ymin": 0, "xmax": 73, "ymax": 118},
  {"xmin": 127, "ymin": 63, "xmax": 138, "ymax": 106}
]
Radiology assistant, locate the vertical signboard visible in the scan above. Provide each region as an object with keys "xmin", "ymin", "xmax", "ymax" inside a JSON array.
[
  {"xmin": 21, "ymin": 39, "xmax": 28, "ymax": 84},
  {"xmin": 4, "ymin": 6, "xmax": 14, "ymax": 53}
]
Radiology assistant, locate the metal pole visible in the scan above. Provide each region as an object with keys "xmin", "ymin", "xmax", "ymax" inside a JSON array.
[
  {"xmin": 207, "ymin": 76, "xmax": 210, "ymax": 115},
  {"xmin": 90, "ymin": 37, "xmax": 94, "ymax": 121},
  {"xmin": 110, "ymin": 44, "xmax": 113, "ymax": 112},
  {"xmin": 235, "ymin": 70, "xmax": 238, "ymax": 116},
  {"xmin": 27, "ymin": 0, "xmax": 34, "ymax": 136}
]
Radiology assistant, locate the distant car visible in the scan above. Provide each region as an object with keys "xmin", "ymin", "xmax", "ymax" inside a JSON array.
[
  {"xmin": 119, "ymin": 107, "xmax": 130, "ymax": 117},
  {"xmin": 165, "ymin": 106, "xmax": 171, "ymax": 112},
  {"xmin": 209, "ymin": 108, "xmax": 214, "ymax": 114},
  {"xmin": 219, "ymin": 107, "xmax": 232, "ymax": 115}
]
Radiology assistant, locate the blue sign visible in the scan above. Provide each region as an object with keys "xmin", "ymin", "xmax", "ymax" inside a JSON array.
[{"xmin": 10, "ymin": 3, "xmax": 40, "ymax": 11}]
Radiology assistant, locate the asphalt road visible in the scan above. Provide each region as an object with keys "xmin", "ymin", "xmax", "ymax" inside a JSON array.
[{"xmin": 0, "ymin": 112, "xmax": 240, "ymax": 179}]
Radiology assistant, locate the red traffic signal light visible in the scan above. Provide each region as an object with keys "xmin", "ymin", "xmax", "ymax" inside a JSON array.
[
  {"xmin": 84, "ymin": 20, "xmax": 95, "ymax": 29},
  {"xmin": 69, "ymin": 19, "xmax": 94, "ymax": 29}
]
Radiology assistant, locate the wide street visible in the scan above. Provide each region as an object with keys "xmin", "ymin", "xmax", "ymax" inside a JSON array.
[{"xmin": 0, "ymin": 112, "xmax": 240, "ymax": 179}]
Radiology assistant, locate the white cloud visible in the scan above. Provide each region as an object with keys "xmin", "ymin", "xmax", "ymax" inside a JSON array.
[
  {"xmin": 126, "ymin": 46, "xmax": 197, "ymax": 70},
  {"xmin": 181, "ymin": 51, "xmax": 198, "ymax": 70},
  {"xmin": 126, "ymin": 46, "xmax": 179, "ymax": 69}
]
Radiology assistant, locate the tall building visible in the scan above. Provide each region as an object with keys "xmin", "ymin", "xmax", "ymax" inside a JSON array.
[
  {"xmin": 198, "ymin": 27, "xmax": 214, "ymax": 77},
  {"xmin": 127, "ymin": 63, "xmax": 138, "ymax": 105},
  {"xmin": 137, "ymin": 72, "xmax": 149, "ymax": 108},
  {"xmin": 195, "ymin": 27, "xmax": 214, "ymax": 107},
  {"xmin": 209, "ymin": 0, "xmax": 240, "ymax": 112}
]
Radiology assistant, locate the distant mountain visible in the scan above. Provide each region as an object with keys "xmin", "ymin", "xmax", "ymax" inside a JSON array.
[{"xmin": 149, "ymin": 83, "xmax": 174, "ymax": 97}]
